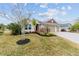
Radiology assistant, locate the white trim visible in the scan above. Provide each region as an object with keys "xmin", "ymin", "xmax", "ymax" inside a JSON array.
[{"xmin": 55, "ymin": 26, "xmax": 57, "ymax": 32}]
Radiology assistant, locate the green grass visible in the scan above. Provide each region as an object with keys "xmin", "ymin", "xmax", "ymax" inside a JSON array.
[{"xmin": 0, "ymin": 33, "xmax": 79, "ymax": 56}]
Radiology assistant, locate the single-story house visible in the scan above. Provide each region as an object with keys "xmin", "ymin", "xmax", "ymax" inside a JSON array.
[{"xmin": 22, "ymin": 19, "xmax": 71, "ymax": 33}]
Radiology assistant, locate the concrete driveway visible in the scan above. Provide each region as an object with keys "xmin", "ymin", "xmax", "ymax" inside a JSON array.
[{"xmin": 54, "ymin": 32, "xmax": 79, "ymax": 44}]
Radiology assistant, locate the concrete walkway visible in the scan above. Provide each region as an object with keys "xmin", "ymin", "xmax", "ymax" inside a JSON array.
[{"xmin": 54, "ymin": 32, "xmax": 79, "ymax": 44}]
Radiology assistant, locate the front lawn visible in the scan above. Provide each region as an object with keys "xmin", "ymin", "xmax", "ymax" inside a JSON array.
[{"xmin": 0, "ymin": 33, "xmax": 79, "ymax": 56}]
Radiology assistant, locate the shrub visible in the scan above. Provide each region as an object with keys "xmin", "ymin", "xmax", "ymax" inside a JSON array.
[
  {"xmin": 38, "ymin": 32, "xmax": 55, "ymax": 37},
  {"xmin": 47, "ymin": 33, "xmax": 54, "ymax": 36},
  {"xmin": 70, "ymin": 22, "xmax": 79, "ymax": 32},
  {"xmin": 32, "ymin": 19, "xmax": 37, "ymax": 26},
  {"xmin": 0, "ymin": 31, "xmax": 3, "ymax": 35},
  {"xmin": 7, "ymin": 23, "xmax": 21, "ymax": 35}
]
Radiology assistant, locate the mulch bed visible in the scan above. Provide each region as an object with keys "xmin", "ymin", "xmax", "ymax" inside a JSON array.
[{"xmin": 16, "ymin": 38, "xmax": 30, "ymax": 45}]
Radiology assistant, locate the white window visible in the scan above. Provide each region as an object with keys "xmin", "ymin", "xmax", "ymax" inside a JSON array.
[{"xmin": 25, "ymin": 24, "xmax": 32, "ymax": 30}]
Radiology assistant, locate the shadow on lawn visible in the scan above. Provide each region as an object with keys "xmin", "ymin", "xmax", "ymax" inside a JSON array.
[
  {"xmin": 25, "ymin": 32, "xmax": 56, "ymax": 37},
  {"xmin": 36, "ymin": 32, "xmax": 56, "ymax": 37}
]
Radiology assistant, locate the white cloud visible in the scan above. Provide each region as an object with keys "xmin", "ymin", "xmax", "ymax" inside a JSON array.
[
  {"xmin": 24, "ymin": 3, "xmax": 27, "ymax": 6},
  {"xmin": 34, "ymin": 3, "xmax": 38, "ymax": 5},
  {"xmin": 61, "ymin": 6, "xmax": 66, "ymax": 10},
  {"xmin": 61, "ymin": 6, "xmax": 72, "ymax": 11},
  {"xmin": 60, "ymin": 6, "xmax": 67, "ymax": 15},
  {"xmin": 48, "ymin": 9, "xmax": 59, "ymax": 15},
  {"xmin": 13, "ymin": 3, "xmax": 17, "ymax": 6},
  {"xmin": 13, "ymin": 3, "xmax": 27, "ymax": 7},
  {"xmin": 61, "ymin": 11, "xmax": 67, "ymax": 15},
  {"xmin": 67, "ymin": 6, "xmax": 72, "ymax": 10},
  {"xmin": 39, "ymin": 12, "xmax": 49, "ymax": 17},
  {"xmin": 57, "ymin": 7, "xmax": 59, "ymax": 9},
  {"xmin": 55, "ymin": 3, "xmax": 58, "ymax": 5},
  {"xmin": 40, "ymin": 3, "xmax": 48, "ymax": 8},
  {"xmin": 39, "ymin": 8, "xmax": 59, "ymax": 18},
  {"xmin": 33, "ymin": 11, "xmax": 36, "ymax": 13},
  {"xmin": 39, "ymin": 8, "xmax": 67, "ymax": 19}
]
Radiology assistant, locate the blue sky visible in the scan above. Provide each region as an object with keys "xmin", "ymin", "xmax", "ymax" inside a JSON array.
[{"xmin": 0, "ymin": 3, "xmax": 79, "ymax": 25}]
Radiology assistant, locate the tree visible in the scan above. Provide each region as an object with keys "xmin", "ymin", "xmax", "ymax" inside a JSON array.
[
  {"xmin": 0, "ymin": 4, "xmax": 34, "ymax": 35},
  {"xmin": 0, "ymin": 24, "xmax": 5, "ymax": 31},
  {"xmin": 70, "ymin": 22, "xmax": 79, "ymax": 32},
  {"xmin": 7, "ymin": 23, "xmax": 21, "ymax": 35},
  {"xmin": 32, "ymin": 19, "xmax": 37, "ymax": 26}
]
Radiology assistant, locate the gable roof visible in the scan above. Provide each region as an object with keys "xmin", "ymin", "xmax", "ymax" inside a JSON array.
[{"xmin": 46, "ymin": 18, "xmax": 57, "ymax": 23}]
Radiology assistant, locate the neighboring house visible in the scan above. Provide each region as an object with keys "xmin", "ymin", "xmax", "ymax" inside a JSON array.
[
  {"xmin": 22, "ymin": 19, "xmax": 71, "ymax": 33},
  {"xmin": 59, "ymin": 23, "xmax": 71, "ymax": 32}
]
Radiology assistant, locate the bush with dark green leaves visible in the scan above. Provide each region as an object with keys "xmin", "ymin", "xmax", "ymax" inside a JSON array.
[{"xmin": 7, "ymin": 23, "xmax": 21, "ymax": 35}]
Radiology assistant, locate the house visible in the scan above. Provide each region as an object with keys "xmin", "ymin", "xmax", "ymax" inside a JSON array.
[
  {"xmin": 59, "ymin": 23, "xmax": 71, "ymax": 32},
  {"xmin": 22, "ymin": 19, "xmax": 71, "ymax": 33},
  {"xmin": 22, "ymin": 19, "xmax": 39, "ymax": 33},
  {"xmin": 36, "ymin": 19, "xmax": 60, "ymax": 33}
]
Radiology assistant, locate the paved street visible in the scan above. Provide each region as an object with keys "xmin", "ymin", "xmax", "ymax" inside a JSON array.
[{"xmin": 54, "ymin": 32, "xmax": 79, "ymax": 44}]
